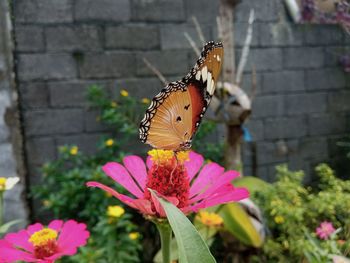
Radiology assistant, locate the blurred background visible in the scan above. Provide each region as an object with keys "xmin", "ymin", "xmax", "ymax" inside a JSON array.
[{"xmin": 1, "ymin": 0, "xmax": 350, "ymax": 262}]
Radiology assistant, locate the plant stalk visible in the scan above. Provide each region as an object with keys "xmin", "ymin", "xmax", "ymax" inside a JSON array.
[
  {"xmin": 0, "ymin": 192, "xmax": 3, "ymax": 226},
  {"xmin": 156, "ymin": 223, "xmax": 172, "ymax": 263}
]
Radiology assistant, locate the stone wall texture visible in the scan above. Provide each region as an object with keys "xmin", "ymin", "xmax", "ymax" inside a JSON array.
[{"xmin": 11, "ymin": 0, "xmax": 350, "ymax": 209}]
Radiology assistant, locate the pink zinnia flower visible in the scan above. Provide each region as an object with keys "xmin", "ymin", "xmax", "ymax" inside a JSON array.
[
  {"xmin": 316, "ymin": 221, "xmax": 336, "ymax": 240},
  {"xmin": 0, "ymin": 220, "xmax": 89, "ymax": 263},
  {"xmin": 87, "ymin": 150, "xmax": 249, "ymax": 217}
]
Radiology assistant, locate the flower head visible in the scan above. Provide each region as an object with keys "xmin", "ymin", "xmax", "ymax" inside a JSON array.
[
  {"xmin": 196, "ymin": 211, "xmax": 223, "ymax": 227},
  {"xmin": 105, "ymin": 139, "xmax": 115, "ymax": 147},
  {"xmin": 70, "ymin": 146, "xmax": 78, "ymax": 156},
  {"xmin": 316, "ymin": 221, "xmax": 336, "ymax": 240},
  {"xmin": 274, "ymin": 215, "xmax": 285, "ymax": 224},
  {"xmin": 107, "ymin": 205, "xmax": 125, "ymax": 218},
  {"xmin": 120, "ymin": 89, "xmax": 129, "ymax": 97},
  {"xmin": 129, "ymin": 232, "xmax": 140, "ymax": 240},
  {"xmin": 141, "ymin": 98, "xmax": 150, "ymax": 104},
  {"xmin": 0, "ymin": 177, "xmax": 19, "ymax": 192},
  {"xmin": 87, "ymin": 150, "xmax": 249, "ymax": 218},
  {"xmin": 111, "ymin": 101, "xmax": 118, "ymax": 108},
  {"xmin": 0, "ymin": 220, "xmax": 89, "ymax": 262}
]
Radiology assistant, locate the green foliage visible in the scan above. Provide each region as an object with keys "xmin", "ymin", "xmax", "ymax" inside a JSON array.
[{"xmin": 253, "ymin": 164, "xmax": 350, "ymax": 262}]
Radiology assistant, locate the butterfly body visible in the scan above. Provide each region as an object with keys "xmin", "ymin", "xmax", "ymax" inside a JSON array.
[{"xmin": 139, "ymin": 41, "xmax": 223, "ymax": 151}]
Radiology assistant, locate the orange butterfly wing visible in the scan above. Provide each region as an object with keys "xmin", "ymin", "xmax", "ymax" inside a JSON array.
[{"xmin": 139, "ymin": 41, "xmax": 223, "ymax": 151}]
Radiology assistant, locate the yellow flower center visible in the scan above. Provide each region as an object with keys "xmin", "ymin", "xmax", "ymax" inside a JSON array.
[
  {"xmin": 141, "ymin": 98, "xmax": 150, "ymax": 104},
  {"xmin": 197, "ymin": 211, "xmax": 223, "ymax": 227},
  {"xmin": 129, "ymin": 232, "xmax": 140, "ymax": 240},
  {"xmin": 107, "ymin": 205, "xmax": 125, "ymax": 218},
  {"xmin": 148, "ymin": 149, "xmax": 189, "ymax": 164},
  {"xmin": 0, "ymin": 177, "xmax": 7, "ymax": 191},
  {"xmin": 29, "ymin": 228, "xmax": 58, "ymax": 247},
  {"xmin": 105, "ymin": 139, "xmax": 114, "ymax": 147},
  {"xmin": 274, "ymin": 215, "xmax": 285, "ymax": 224},
  {"xmin": 120, "ymin": 89, "xmax": 129, "ymax": 97},
  {"xmin": 70, "ymin": 146, "xmax": 78, "ymax": 155}
]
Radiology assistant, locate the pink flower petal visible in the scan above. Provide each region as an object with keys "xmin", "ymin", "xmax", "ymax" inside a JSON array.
[
  {"xmin": 26, "ymin": 223, "xmax": 43, "ymax": 235},
  {"xmin": 190, "ymin": 186, "xmax": 249, "ymax": 212},
  {"xmin": 185, "ymin": 151, "xmax": 204, "ymax": 181},
  {"xmin": 190, "ymin": 170, "xmax": 240, "ymax": 203},
  {"xmin": 149, "ymin": 191, "xmax": 166, "ymax": 217},
  {"xmin": 57, "ymin": 220, "xmax": 89, "ymax": 255},
  {"xmin": 86, "ymin": 181, "xmax": 140, "ymax": 210},
  {"xmin": 190, "ymin": 163, "xmax": 225, "ymax": 198},
  {"xmin": 131, "ymin": 199, "xmax": 155, "ymax": 215},
  {"xmin": 48, "ymin": 220, "xmax": 63, "ymax": 232},
  {"xmin": 102, "ymin": 162, "xmax": 144, "ymax": 198},
  {"xmin": 146, "ymin": 156, "xmax": 152, "ymax": 170},
  {"xmin": 123, "ymin": 155, "xmax": 147, "ymax": 189},
  {"xmin": 0, "ymin": 240, "xmax": 36, "ymax": 262},
  {"xmin": 4, "ymin": 230, "xmax": 33, "ymax": 253}
]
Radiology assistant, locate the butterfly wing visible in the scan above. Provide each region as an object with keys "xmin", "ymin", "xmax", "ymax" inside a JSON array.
[{"xmin": 139, "ymin": 41, "xmax": 223, "ymax": 151}]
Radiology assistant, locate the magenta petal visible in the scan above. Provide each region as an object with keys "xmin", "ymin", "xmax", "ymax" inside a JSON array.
[
  {"xmin": 48, "ymin": 220, "xmax": 63, "ymax": 232},
  {"xmin": 102, "ymin": 162, "xmax": 144, "ymax": 198},
  {"xmin": 86, "ymin": 181, "xmax": 140, "ymax": 210},
  {"xmin": 190, "ymin": 186, "xmax": 249, "ymax": 212},
  {"xmin": 146, "ymin": 156, "xmax": 153, "ymax": 170},
  {"xmin": 123, "ymin": 156, "xmax": 147, "ymax": 189},
  {"xmin": 185, "ymin": 151, "xmax": 204, "ymax": 181},
  {"xmin": 4, "ymin": 230, "xmax": 33, "ymax": 253},
  {"xmin": 26, "ymin": 223, "xmax": 43, "ymax": 235},
  {"xmin": 150, "ymin": 191, "xmax": 166, "ymax": 217},
  {"xmin": 58, "ymin": 220, "xmax": 89, "ymax": 255},
  {"xmin": 132, "ymin": 199, "xmax": 155, "ymax": 215},
  {"xmin": 190, "ymin": 170, "xmax": 239, "ymax": 203},
  {"xmin": 0, "ymin": 240, "xmax": 36, "ymax": 262},
  {"xmin": 190, "ymin": 163, "xmax": 225, "ymax": 198}
]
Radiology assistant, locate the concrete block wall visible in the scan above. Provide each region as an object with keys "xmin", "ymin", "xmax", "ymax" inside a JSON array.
[{"xmin": 12, "ymin": 0, "xmax": 350, "ymax": 195}]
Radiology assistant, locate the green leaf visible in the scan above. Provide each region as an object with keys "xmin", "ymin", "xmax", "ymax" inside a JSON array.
[
  {"xmin": 149, "ymin": 190, "xmax": 216, "ymax": 263},
  {"xmin": 233, "ymin": 176, "xmax": 270, "ymax": 194},
  {"xmin": 0, "ymin": 219, "xmax": 23, "ymax": 235},
  {"xmin": 219, "ymin": 203, "xmax": 263, "ymax": 247}
]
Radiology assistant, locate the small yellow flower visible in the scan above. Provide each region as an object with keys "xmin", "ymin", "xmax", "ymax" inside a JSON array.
[
  {"xmin": 105, "ymin": 139, "xmax": 114, "ymax": 147},
  {"xmin": 110, "ymin": 101, "xmax": 118, "ymax": 108},
  {"xmin": 176, "ymin": 151, "xmax": 190, "ymax": 163},
  {"xmin": 70, "ymin": 146, "xmax": 78, "ymax": 155},
  {"xmin": 197, "ymin": 211, "xmax": 223, "ymax": 227},
  {"xmin": 107, "ymin": 205, "xmax": 125, "ymax": 218},
  {"xmin": 148, "ymin": 149, "xmax": 174, "ymax": 164},
  {"xmin": 0, "ymin": 177, "xmax": 19, "ymax": 192},
  {"xmin": 129, "ymin": 232, "xmax": 140, "ymax": 240},
  {"xmin": 274, "ymin": 215, "xmax": 285, "ymax": 224},
  {"xmin": 29, "ymin": 228, "xmax": 58, "ymax": 247},
  {"xmin": 141, "ymin": 98, "xmax": 150, "ymax": 104},
  {"xmin": 120, "ymin": 89, "xmax": 129, "ymax": 97},
  {"xmin": 0, "ymin": 177, "xmax": 7, "ymax": 191}
]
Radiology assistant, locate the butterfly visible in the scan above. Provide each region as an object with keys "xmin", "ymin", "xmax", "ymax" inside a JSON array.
[{"xmin": 139, "ymin": 41, "xmax": 223, "ymax": 151}]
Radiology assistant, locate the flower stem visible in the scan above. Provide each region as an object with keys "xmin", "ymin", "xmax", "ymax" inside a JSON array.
[
  {"xmin": 0, "ymin": 192, "xmax": 3, "ymax": 226},
  {"xmin": 156, "ymin": 222, "xmax": 172, "ymax": 263}
]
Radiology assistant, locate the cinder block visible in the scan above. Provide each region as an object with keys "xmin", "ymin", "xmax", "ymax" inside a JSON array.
[
  {"xmin": 234, "ymin": 22, "xmax": 259, "ymax": 47},
  {"xmin": 46, "ymin": 25, "xmax": 101, "ymax": 51},
  {"xmin": 49, "ymin": 80, "xmax": 110, "ymax": 107},
  {"xmin": 305, "ymin": 68, "xmax": 347, "ymax": 90},
  {"xmin": 106, "ymin": 25, "xmax": 159, "ymax": 50},
  {"xmin": 184, "ymin": 0, "xmax": 219, "ymax": 24},
  {"xmin": 264, "ymin": 117, "xmax": 307, "ymax": 139},
  {"xmin": 75, "ymin": 0, "xmax": 130, "ymax": 22},
  {"xmin": 256, "ymin": 141, "xmax": 287, "ymax": 165},
  {"xmin": 24, "ymin": 109, "xmax": 84, "ymax": 136},
  {"xmin": 251, "ymin": 95, "xmax": 285, "ymax": 118},
  {"xmin": 14, "ymin": 0, "xmax": 73, "ymax": 23},
  {"xmin": 308, "ymin": 113, "xmax": 347, "ymax": 136},
  {"xmin": 262, "ymin": 70, "xmax": 305, "ymax": 94},
  {"xmin": 17, "ymin": 54, "xmax": 77, "ymax": 81},
  {"xmin": 245, "ymin": 119, "xmax": 264, "ymax": 141},
  {"xmin": 131, "ymin": 0, "xmax": 185, "ymax": 22},
  {"xmin": 15, "ymin": 26, "xmax": 44, "ymax": 52},
  {"xmin": 235, "ymin": 0, "xmax": 280, "ymax": 23},
  {"xmin": 79, "ymin": 52, "xmax": 136, "ymax": 79},
  {"xmin": 84, "ymin": 110, "xmax": 111, "ymax": 133},
  {"xmin": 259, "ymin": 23, "xmax": 303, "ymax": 47},
  {"xmin": 286, "ymin": 93, "xmax": 327, "ymax": 115},
  {"xmin": 284, "ymin": 47, "xmax": 324, "ymax": 69},
  {"xmin": 160, "ymin": 23, "xmax": 211, "ymax": 50},
  {"xmin": 136, "ymin": 50, "xmax": 189, "ymax": 76},
  {"xmin": 19, "ymin": 82, "xmax": 48, "ymax": 109},
  {"xmin": 328, "ymin": 91, "xmax": 350, "ymax": 112},
  {"xmin": 112, "ymin": 78, "xmax": 163, "ymax": 99},
  {"xmin": 304, "ymin": 25, "xmax": 344, "ymax": 46},
  {"xmin": 298, "ymin": 137, "xmax": 328, "ymax": 160},
  {"xmin": 245, "ymin": 48, "xmax": 283, "ymax": 72},
  {"xmin": 26, "ymin": 137, "xmax": 56, "ymax": 166}
]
